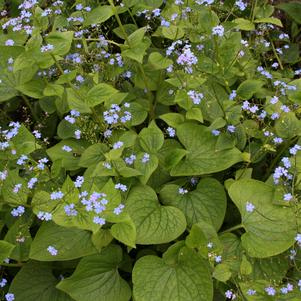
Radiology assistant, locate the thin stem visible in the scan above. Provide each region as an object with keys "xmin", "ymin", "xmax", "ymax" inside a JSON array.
[
  {"xmin": 220, "ymin": 224, "xmax": 243, "ymax": 234},
  {"xmin": 21, "ymin": 95, "xmax": 39, "ymax": 122},
  {"xmin": 269, "ymin": 38, "xmax": 284, "ymax": 70},
  {"xmin": 108, "ymin": 0, "xmax": 130, "ymax": 45},
  {"xmin": 251, "ymin": 0, "xmax": 258, "ymax": 22}
]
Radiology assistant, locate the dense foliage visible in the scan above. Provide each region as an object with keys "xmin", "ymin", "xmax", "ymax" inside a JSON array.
[{"xmin": 1, "ymin": 0, "xmax": 301, "ymax": 300}]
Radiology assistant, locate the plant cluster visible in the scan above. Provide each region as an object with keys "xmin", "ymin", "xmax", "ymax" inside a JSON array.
[{"xmin": 1, "ymin": 0, "xmax": 301, "ymax": 300}]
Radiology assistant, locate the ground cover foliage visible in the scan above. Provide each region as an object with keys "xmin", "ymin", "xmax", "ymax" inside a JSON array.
[{"xmin": 0, "ymin": 0, "xmax": 301, "ymax": 300}]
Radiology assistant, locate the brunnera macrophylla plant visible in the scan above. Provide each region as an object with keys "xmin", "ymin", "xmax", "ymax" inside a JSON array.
[{"xmin": 1, "ymin": 0, "xmax": 301, "ymax": 300}]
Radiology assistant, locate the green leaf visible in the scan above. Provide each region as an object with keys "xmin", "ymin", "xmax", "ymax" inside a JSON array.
[
  {"xmin": 160, "ymin": 178, "xmax": 226, "ymax": 230},
  {"xmin": 237, "ymin": 80, "xmax": 264, "ymax": 100},
  {"xmin": 66, "ymin": 87, "xmax": 91, "ymax": 113},
  {"xmin": 122, "ymin": 28, "xmax": 151, "ymax": 63},
  {"xmin": 158, "ymin": 140, "xmax": 187, "ymax": 170},
  {"xmin": 29, "ymin": 222, "xmax": 97, "ymax": 261},
  {"xmin": 1, "ymin": 169, "xmax": 29, "ymax": 205},
  {"xmin": 84, "ymin": 5, "xmax": 114, "ymax": 27},
  {"xmin": 86, "ymin": 83, "xmax": 119, "ymax": 107},
  {"xmin": 125, "ymin": 185, "xmax": 186, "ymax": 244},
  {"xmin": 134, "ymin": 153, "xmax": 159, "ymax": 184},
  {"xmin": 16, "ymin": 79, "xmax": 45, "ymax": 98},
  {"xmin": 186, "ymin": 221, "xmax": 222, "ymax": 258},
  {"xmin": 133, "ymin": 245, "xmax": 213, "ymax": 301},
  {"xmin": 79, "ymin": 143, "xmax": 108, "ymax": 168},
  {"xmin": 5, "ymin": 216, "xmax": 32, "ymax": 261},
  {"xmin": 139, "ymin": 121, "xmax": 164, "ymax": 153},
  {"xmin": 170, "ymin": 123, "xmax": 242, "ymax": 176},
  {"xmin": 0, "ymin": 240, "xmax": 15, "ymax": 262},
  {"xmin": 254, "ymin": 17, "xmax": 283, "ymax": 27},
  {"xmin": 57, "ymin": 245, "xmax": 131, "ymax": 301},
  {"xmin": 46, "ymin": 139, "xmax": 90, "ymax": 171},
  {"xmin": 277, "ymin": 2, "xmax": 301, "ymax": 24},
  {"xmin": 45, "ymin": 31, "xmax": 74, "ymax": 56},
  {"xmin": 10, "ymin": 261, "xmax": 73, "ymax": 301},
  {"xmin": 148, "ymin": 52, "xmax": 173, "ymax": 70},
  {"xmin": 275, "ymin": 112, "xmax": 301, "ymax": 139},
  {"xmin": 233, "ymin": 18, "xmax": 255, "ymax": 31},
  {"xmin": 213, "ymin": 264, "xmax": 232, "ymax": 282},
  {"xmin": 110, "ymin": 214, "xmax": 136, "ymax": 248},
  {"xmin": 240, "ymin": 255, "xmax": 252, "ymax": 275},
  {"xmin": 159, "ymin": 113, "xmax": 185, "ymax": 128},
  {"xmin": 162, "ymin": 25, "xmax": 185, "ymax": 40},
  {"xmin": 186, "ymin": 108, "xmax": 203, "ymax": 123},
  {"xmin": 11, "ymin": 124, "xmax": 41, "ymax": 154},
  {"xmin": 228, "ymin": 179, "xmax": 297, "ymax": 258},
  {"xmin": 57, "ymin": 119, "xmax": 77, "ymax": 139}
]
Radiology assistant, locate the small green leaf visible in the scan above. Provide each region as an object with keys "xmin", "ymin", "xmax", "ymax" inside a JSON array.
[
  {"xmin": 148, "ymin": 52, "xmax": 173, "ymax": 70},
  {"xmin": 233, "ymin": 18, "xmax": 255, "ymax": 31},
  {"xmin": 86, "ymin": 83, "xmax": 119, "ymax": 107},
  {"xmin": 45, "ymin": 31, "xmax": 74, "ymax": 56},
  {"xmin": 237, "ymin": 80, "xmax": 264, "ymax": 100},
  {"xmin": 254, "ymin": 17, "xmax": 283, "ymax": 27},
  {"xmin": 213, "ymin": 264, "xmax": 232, "ymax": 282},
  {"xmin": 139, "ymin": 121, "xmax": 164, "ymax": 153},
  {"xmin": 240, "ymin": 255, "xmax": 253, "ymax": 275}
]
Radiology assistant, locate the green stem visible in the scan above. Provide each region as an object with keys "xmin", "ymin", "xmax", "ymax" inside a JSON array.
[
  {"xmin": 108, "ymin": 0, "xmax": 130, "ymax": 45},
  {"xmin": 251, "ymin": 0, "xmax": 258, "ymax": 22},
  {"xmin": 269, "ymin": 38, "xmax": 284, "ymax": 70},
  {"xmin": 220, "ymin": 224, "xmax": 243, "ymax": 234}
]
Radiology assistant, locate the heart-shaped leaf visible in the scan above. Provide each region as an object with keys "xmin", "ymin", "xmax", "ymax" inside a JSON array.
[
  {"xmin": 125, "ymin": 185, "xmax": 186, "ymax": 244},
  {"xmin": 229, "ymin": 179, "xmax": 296, "ymax": 258},
  {"xmin": 57, "ymin": 245, "xmax": 131, "ymax": 301},
  {"xmin": 160, "ymin": 178, "xmax": 226, "ymax": 230},
  {"xmin": 171, "ymin": 123, "xmax": 242, "ymax": 176},
  {"xmin": 133, "ymin": 245, "xmax": 213, "ymax": 301}
]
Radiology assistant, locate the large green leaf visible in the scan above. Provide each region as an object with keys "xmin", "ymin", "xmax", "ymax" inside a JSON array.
[
  {"xmin": 29, "ymin": 222, "xmax": 97, "ymax": 261},
  {"xmin": 160, "ymin": 178, "xmax": 226, "ymax": 230},
  {"xmin": 10, "ymin": 261, "xmax": 73, "ymax": 301},
  {"xmin": 228, "ymin": 179, "xmax": 296, "ymax": 258},
  {"xmin": 57, "ymin": 245, "xmax": 131, "ymax": 301},
  {"xmin": 125, "ymin": 185, "xmax": 186, "ymax": 244},
  {"xmin": 170, "ymin": 123, "xmax": 242, "ymax": 176},
  {"xmin": 132, "ymin": 245, "xmax": 213, "ymax": 301}
]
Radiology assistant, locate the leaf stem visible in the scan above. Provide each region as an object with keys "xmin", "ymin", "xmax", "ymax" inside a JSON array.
[{"xmin": 220, "ymin": 224, "xmax": 243, "ymax": 234}]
